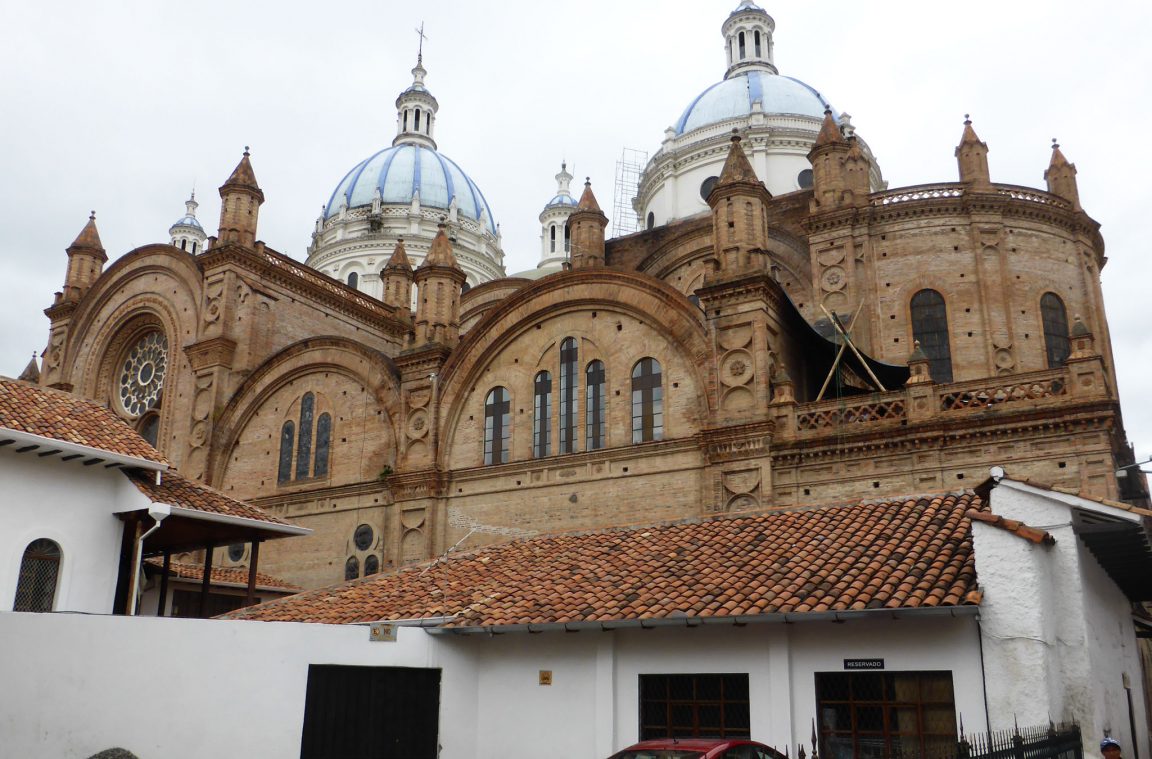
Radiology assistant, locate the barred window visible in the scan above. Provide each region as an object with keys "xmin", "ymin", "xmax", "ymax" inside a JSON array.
[
  {"xmin": 13, "ymin": 539, "xmax": 62, "ymax": 612},
  {"xmin": 484, "ymin": 387, "xmax": 511, "ymax": 465},
  {"xmin": 639, "ymin": 673, "xmax": 750, "ymax": 740},
  {"xmin": 278, "ymin": 393, "xmax": 332, "ymax": 485},
  {"xmin": 559, "ymin": 338, "xmax": 578, "ymax": 454},
  {"xmin": 632, "ymin": 358, "xmax": 664, "ymax": 443},
  {"xmin": 586, "ymin": 360, "xmax": 606, "ymax": 451},
  {"xmin": 533, "ymin": 371, "xmax": 552, "ymax": 458},
  {"xmin": 910, "ymin": 290, "xmax": 953, "ymax": 383},
  {"xmin": 1041, "ymin": 293, "xmax": 1070, "ymax": 368},
  {"xmin": 816, "ymin": 671, "xmax": 957, "ymax": 759}
]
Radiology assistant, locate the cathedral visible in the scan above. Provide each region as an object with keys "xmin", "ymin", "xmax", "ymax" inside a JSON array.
[{"xmin": 31, "ymin": 0, "xmax": 1145, "ymax": 590}]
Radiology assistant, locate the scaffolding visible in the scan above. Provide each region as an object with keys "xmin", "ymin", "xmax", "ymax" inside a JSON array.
[{"xmin": 611, "ymin": 147, "xmax": 648, "ymax": 238}]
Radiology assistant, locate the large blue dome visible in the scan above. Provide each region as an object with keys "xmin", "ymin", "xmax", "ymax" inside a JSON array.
[
  {"xmin": 325, "ymin": 144, "xmax": 496, "ymax": 233},
  {"xmin": 675, "ymin": 71, "xmax": 833, "ymax": 135}
]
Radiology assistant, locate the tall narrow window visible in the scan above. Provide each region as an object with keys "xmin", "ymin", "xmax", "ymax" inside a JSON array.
[
  {"xmin": 180, "ymin": 239, "xmax": 187, "ymax": 251},
  {"xmin": 754, "ymin": 30, "xmax": 762, "ymax": 57},
  {"xmin": 564, "ymin": 225, "xmax": 571, "ymax": 253},
  {"xmin": 191, "ymin": 241, "xmax": 197, "ymax": 254},
  {"xmin": 632, "ymin": 358, "xmax": 664, "ymax": 443},
  {"xmin": 739, "ymin": 31, "xmax": 746, "ymax": 59},
  {"xmin": 314, "ymin": 413, "xmax": 332, "ymax": 478},
  {"xmin": 910, "ymin": 290, "xmax": 953, "ymax": 383},
  {"xmin": 13, "ymin": 539, "xmax": 62, "ymax": 612},
  {"xmin": 404, "ymin": 110, "xmax": 409, "ymax": 130},
  {"xmin": 278, "ymin": 421, "xmax": 295, "ymax": 484},
  {"xmin": 484, "ymin": 387, "xmax": 511, "ymax": 465},
  {"xmin": 586, "ymin": 360, "xmax": 606, "ymax": 451},
  {"xmin": 347, "ymin": 272, "xmax": 359, "ymax": 289},
  {"xmin": 414, "ymin": 108, "xmax": 421, "ymax": 131},
  {"xmin": 559, "ymin": 338, "xmax": 578, "ymax": 454},
  {"xmin": 296, "ymin": 392, "xmax": 315, "ymax": 480},
  {"xmin": 533, "ymin": 372, "xmax": 552, "ymax": 458},
  {"xmin": 1041, "ymin": 293, "xmax": 1070, "ymax": 368},
  {"xmin": 550, "ymin": 225, "xmax": 557, "ymax": 253}
]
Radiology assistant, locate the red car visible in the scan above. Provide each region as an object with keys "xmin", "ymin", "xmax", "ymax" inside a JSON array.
[{"xmin": 607, "ymin": 738, "xmax": 788, "ymax": 759}]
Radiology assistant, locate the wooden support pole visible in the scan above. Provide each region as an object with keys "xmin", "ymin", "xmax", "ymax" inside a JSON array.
[
  {"xmin": 156, "ymin": 551, "xmax": 171, "ymax": 617},
  {"xmin": 245, "ymin": 540, "xmax": 261, "ymax": 607},
  {"xmin": 199, "ymin": 544, "xmax": 214, "ymax": 618}
]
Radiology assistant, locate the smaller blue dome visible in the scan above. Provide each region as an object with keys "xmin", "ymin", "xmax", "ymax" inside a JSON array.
[
  {"xmin": 170, "ymin": 214, "xmax": 202, "ymax": 230},
  {"xmin": 675, "ymin": 71, "xmax": 833, "ymax": 135},
  {"xmin": 325, "ymin": 144, "xmax": 496, "ymax": 233},
  {"xmin": 545, "ymin": 194, "xmax": 578, "ymax": 208}
]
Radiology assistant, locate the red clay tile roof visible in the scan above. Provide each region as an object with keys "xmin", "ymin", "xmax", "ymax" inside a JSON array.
[
  {"xmin": 995, "ymin": 474, "xmax": 1152, "ymax": 518},
  {"xmin": 126, "ymin": 469, "xmax": 295, "ymax": 527},
  {"xmin": 224, "ymin": 492, "xmax": 982, "ymax": 627},
  {"xmin": 144, "ymin": 558, "xmax": 300, "ymax": 591},
  {"xmin": 965, "ymin": 509, "xmax": 1056, "ymax": 545},
  {"xmin": 0, "ymin": 377, "xmax": 166, "ymax": 464}
]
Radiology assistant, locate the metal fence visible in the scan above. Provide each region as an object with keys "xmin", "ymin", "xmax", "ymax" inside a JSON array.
[{"xmin": 791, "ymin": 721, "xmax": 1083, "ymax": 759}]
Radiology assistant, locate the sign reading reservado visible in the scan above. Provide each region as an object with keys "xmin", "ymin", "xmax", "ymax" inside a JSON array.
[{"xmin": 843, "ymin": 658, "xmax": 885, "ymax": 670}]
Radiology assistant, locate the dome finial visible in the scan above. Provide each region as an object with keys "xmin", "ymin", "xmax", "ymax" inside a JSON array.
[
  {"xmin": 89, "ymin": 210, "xmax": 96, "ymax": 220},
  {"xmin": 243, "ymin": 145, "xmax": 250, "ymax": 156},
  {"xmin": 964, "ymin": 113, "xmax": 971, "ymax": 124},
  {"xmin": 415, "ymin": 22, "xmax": 427, "ymax": 66}
]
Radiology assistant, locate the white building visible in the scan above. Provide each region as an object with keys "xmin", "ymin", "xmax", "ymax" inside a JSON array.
[{"xmin": 1, "ymin": 472, "xmax": 1146, "ymax": 758}]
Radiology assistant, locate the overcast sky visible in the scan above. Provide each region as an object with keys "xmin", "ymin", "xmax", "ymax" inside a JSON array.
[{"xmin": 1, "ymin": 0, "xmax": 1149, "ymax": 465}]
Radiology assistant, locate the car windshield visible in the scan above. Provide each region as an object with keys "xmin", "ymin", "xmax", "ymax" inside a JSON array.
[{"xmin": 613, "ymin": 753, "xmax": 705, "ymax": 759}]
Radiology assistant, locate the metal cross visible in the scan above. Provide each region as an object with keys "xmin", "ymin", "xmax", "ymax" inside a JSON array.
[{"xmin": 415, "ymin": 22, "xmax": 428, "ymax": 63}]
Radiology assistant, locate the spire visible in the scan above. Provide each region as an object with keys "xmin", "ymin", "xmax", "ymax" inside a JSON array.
[
  {"xmin": 554, "ymin": 161, "xmax": 574, "ymax": 201},
  {"xmin": 577, "ymin": 178, "xmax": 602, "ymax": 212},
  {"xmin": 384, "ymin": 238, "xmax": 413, "ymax": 271},
  {"xmin": 69, "ymin": 211, "xmax": 104, "ymax": 253},
  {"xmin": 393, "ymin": 30, "xmax": 439, "ymax": 150},
  {"xmin": 1044, "ymin": 138, "xmax": 1081, "ymax": 210},
  {"xmin": 169, "ymin": 189, "xmax": 207, "ymax": 254},
  {"xmin": 217, "ymin": 147, "xmax": 265, "ymax": 248},
  {"xmin": 814, "ymin": 108, "xmax": 845, "ymax": 148},
  {"xmin": 539, "ymin": 162, "xmax": 578, "ymax": 270},
  {"xmin": 716, "ymin": 131, "xmax": 760, "ymax": 187},
  {"xmin": 955, "ymin": 115, "xmax": 991, "ymax": 189},
  {"xmin": 422, "ymin": 223, "xmax": 458, "ymax": 268},
  {"xmin": 18, "ymin": 353, "xmax": 40, "ymax": 384}
]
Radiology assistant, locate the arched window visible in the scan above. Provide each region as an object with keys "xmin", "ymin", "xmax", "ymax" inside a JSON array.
[
  {"xmin": 138, "ymin": 412, "xmax": 160, "ymax": 447},
  {"xmin": 910, "ymin": 290, "xmax": 953, "ymax": 383},
  {"xmin": 484, "ymin": 387, "xmax": 511, "ymax": 465},
  {"xmin": 414, "ymin": 108, "xmax": 421, "ymax": 131},
  {"xmin": 550, "ymin": 225, "xmax": 557, "ymax": 253},
  {"xmin": 564, "ymin": 225, "xmax": 571, "ymax": 253},
  {"xmin": 347, "ymin": 271, "xmax": 359, "ymax": 289},
  {"xmin": 632, "ymin": 358, "xmax": 664, "ymax": 443},
  {"xmin": 533, "ymin": 371, "xmax": 552, "ymax": 458},
  {"xmin": 646, "ymin": 212, "xmax": 655, "ymax": 230},
  {"xmin": 404, "ymin": 110, "xmax": 409, "ymax": 131},
  {"xmin": 191, "ymin": 241, "xmax": 197, "ymax": 254},
  {"xmin": 1041, "ymin": 293, "xmax": 1070, "ymax": 368},
  {"xmin": 13, "ymin": 539, "xmax": 61, "ymax": 612},
  {"xmin": 278, "ymin": 394, "xmax": 332, "ymax": 485},
  {"xmin": 739, "ymin": 31, "xmax": 746, "ymax": 59},
  {"xmin": 296, "ymin": 392, "xmax": 315, "ymax": 480},
  {"xmin": 364, "ymin": 555, "xmax": 380, "ymax": 576},
  {"xmin": 586, "ymin": 360, "xmax": 606, "ymax": 451},
  {"xmin": 754, "ymin": 30, "xmax": 762, "ymax": 57},
  {"xmin": 278, "ymin": 421, "xmax": 295, "ymax": 484},
  {"xmin": 180, "ymin": 239, "xmax": 187, "ymax": 251},
  {"xmin": 344, "ymin": 556, "xmax": 360, "ymax": 581},
  {"xmin": 559, "ymin": 338, "xmax": 578, "ymax": 454}
]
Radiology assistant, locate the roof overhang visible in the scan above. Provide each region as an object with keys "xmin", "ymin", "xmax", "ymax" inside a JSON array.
[
  {"xmin": 0, "ymin": 427, "xmax": 167, "ymax": 471},
  {"xmin": 115, "ymin": 503, "xmax": 311, "ymax": 554},
  {"xmin": 1072, "ymin": 510, "xmax": 1152, "ymax": 601},
  {"xmin": 420, "ymin": 605, "xmax": 979, "ymax": 636}
]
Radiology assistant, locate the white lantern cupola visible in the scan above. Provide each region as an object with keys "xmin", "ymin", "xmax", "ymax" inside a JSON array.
[
  {"xmin": 537, "ymin": 161, "xmax": 579, "ymax": 272},
  {"xmin": 393, "ymin": 51, "xmax": 439, "ymax": 150},
  {"xmin": 168, "ymin": 191, "xmax": 207, "ymax": 254},
  {"xmin": 723, "ymin": 0, "xmax": 777, "ymax": 79}
]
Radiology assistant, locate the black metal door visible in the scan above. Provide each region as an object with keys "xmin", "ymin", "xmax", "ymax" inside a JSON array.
[{"xmin": 299, "ymin": 664, "xmax": 441, "ymax": 759}]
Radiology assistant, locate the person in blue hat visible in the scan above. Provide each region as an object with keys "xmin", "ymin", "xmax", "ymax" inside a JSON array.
[{"xmin": 1101, "ymin": 737, "xmax": 1122, "ymax": 759}]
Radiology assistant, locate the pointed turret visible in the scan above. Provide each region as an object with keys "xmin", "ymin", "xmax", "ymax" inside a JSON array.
[
  {"xmin": 18, "ymin": 353, "xmax": 40, "ymax": 384},
  {"xmin": 216, "ymin": 148, "xmax": 265, "ymax": 249},
  {"xmin": 60, "ymin": 212, "xmax": 108, "ymax": 303},
  {"xmin": 413, "ymin": 223, "xmax": 467, "ymax": 347},
  {"xmin": 568, "ymin": 179, "xmax": 609, "ymax": 269},
  {"xmin": 955, "ymin": 115, "xmax": 991, "ymax": 189},
  {"xmin": 807, "ymin": 109, "xmax": 856, "ymax": 212},
  {"xmin": 708, "ymin": 133, "xmax": 773, "ymax": 273},
  {"xmin": 1044, "ymin": 139, "xmax": 1081, "ymax": 211},
  {"xmin": 381, "ymin": 238, "xmax": 414, "ymax": 310},
  {"xmin": 843, "ymin": 137, "xmax": 872, "ymax": 201}
]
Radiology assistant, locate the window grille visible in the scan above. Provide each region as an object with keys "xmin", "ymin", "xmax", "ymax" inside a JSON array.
[
  {"xmin": 910, "ymin": 290, "xmax": 953, "ymax": 383},
  {"xmin": 278, "ymin": 395, "xmax": 332, "ymax": 485},
  {"xmin": 632, "ymin": 358, "xmax": 664, "ymax": 443},
  {"xmin": 484, "ymin": 387, "xmax": 511, "ymax": 465},
  {"xmin": 13, "ymin": 539, "xmax": 61, "ymax": 612},
  {"xmin": 559, "ymin": 338, "xmax": 578, "ymax": 454},
  {"xmin": 586, "ymin": 360, "xmax": 606, "ymax": 450},
  {"xmin": 639, "ymin": 673, "xmax": 750, "ymax": 740},
  {"xmin": 533, "ymin": 372, "xmax": 552, "ymax": 458}
]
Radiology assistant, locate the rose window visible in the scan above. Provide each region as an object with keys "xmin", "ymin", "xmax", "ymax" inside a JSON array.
[{"xmin": 119, "ymin": 331, "xmax": 168, "ymax": 418}]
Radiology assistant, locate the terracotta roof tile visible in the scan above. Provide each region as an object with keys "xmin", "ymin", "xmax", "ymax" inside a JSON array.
[
  {"xmin": 126, "ymin": 469, "xmax": 294, "ymax": 527},
  {"xmin": 0, "ymin": 377, "xmax": 165, "ymax": 464},
  {"xmin": 144, "ymin": 558, "xmax": 300, "ymax": 591},
  {"xmin": 965, "ymin": 508, "xmax": 1056, "ymax": 545},
  {"xmin": 225, "ymin": 492, "xmax": 983, "ymax": 627},
  {"xmin": 997, "ymin": 473, "xmax": 1152, "ymax": 518}
]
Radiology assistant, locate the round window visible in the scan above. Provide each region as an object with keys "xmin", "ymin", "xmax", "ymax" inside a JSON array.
[
  {"xmin": 699, "ymin": 176, "xmax": 719, "ymax": 201},
  {"xmin": 118, "ymin": 331, "xmax": 168, "ymax": 418},
  {"xmin": 227, "ymin": 543, "xmax": 246, "ymax": 562},
  {"xmin": 797, "ymin": 169, "xmax": 814, "ymax": 189},
  {"xmin": 353, "ymin": 524, "xmax": 374, "ymax": 551}
]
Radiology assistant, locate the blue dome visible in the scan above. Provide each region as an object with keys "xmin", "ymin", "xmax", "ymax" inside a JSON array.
[
  {"xmin": 545, "ymin": 194, "xmax": 578, "ymax": 208},
  {"xmin": 170, "ymin": 214, "xmax": 202, "ymax": 230},
  {"xmin": 325, "ymin": 144, "xmax": 496, "ymax": 233},
  {"xmin": 675, "ymin": 72, "xmax": 833, "ymax": 135}
]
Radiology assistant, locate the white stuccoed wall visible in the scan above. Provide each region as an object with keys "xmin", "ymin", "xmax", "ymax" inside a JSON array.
[
  {"xmin": 0, "ymin": 449, "xmax": 150, "ymax": 614},
  {"xmin": 976, "ymin": 479, "xmax": 1150, "ymax": 758}
]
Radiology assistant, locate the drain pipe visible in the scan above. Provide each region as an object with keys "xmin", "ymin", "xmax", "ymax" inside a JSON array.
[{"xmin": 129, "ymin": 503, "xmax": 171, "ymax": 616}]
